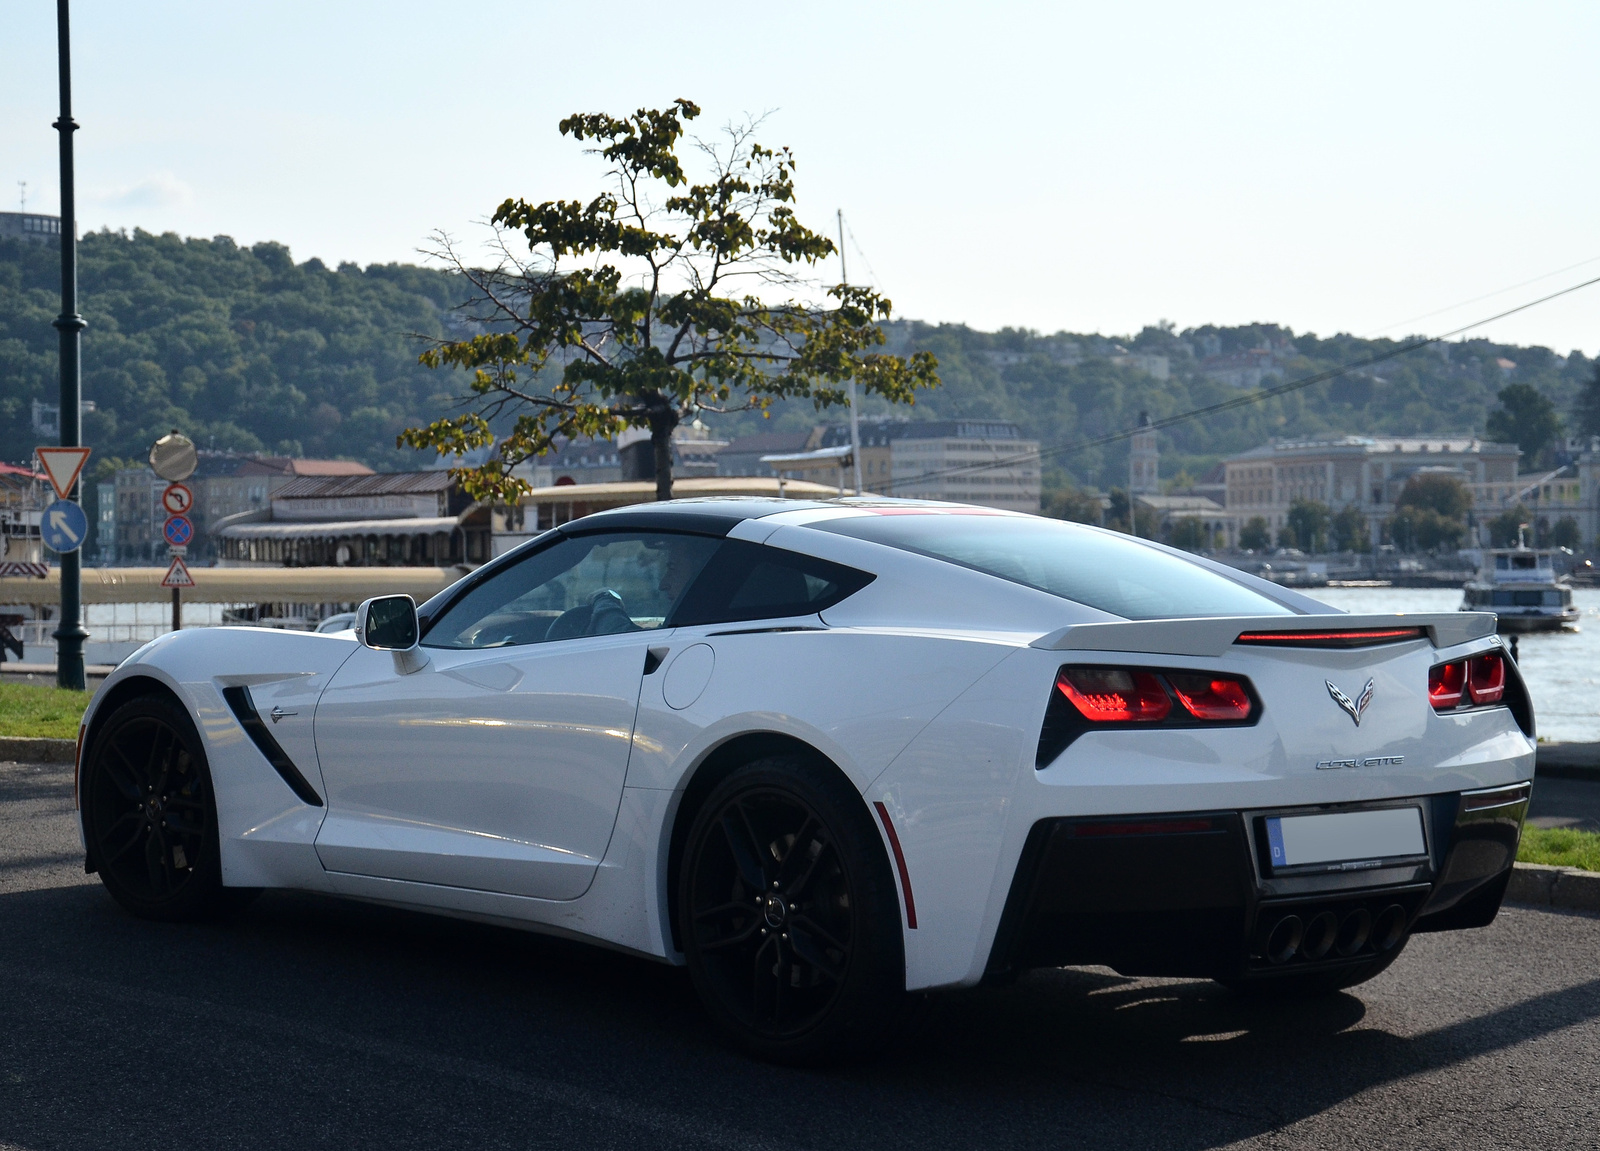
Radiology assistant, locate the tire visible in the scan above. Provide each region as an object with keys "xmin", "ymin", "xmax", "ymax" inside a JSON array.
[
  {"xmin": 1219, "ymin": 940, "xmax": 1407, "ymax": 997},
  {"xmin": 677, "ymin": 755, "xmax": 907, "ymax": 1064},
  {"xmin": 82, "ymin": 693, "xmax": 253, "ymax": 922}
]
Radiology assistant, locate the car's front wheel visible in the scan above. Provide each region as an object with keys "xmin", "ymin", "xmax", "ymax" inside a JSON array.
[
  {"xmin": 678, "ymin": 755, "xmax": 907, "ymax": 1063},
  {"xmin": 82, "ymin": 693, "xmax": 251, "ymax": 921}
]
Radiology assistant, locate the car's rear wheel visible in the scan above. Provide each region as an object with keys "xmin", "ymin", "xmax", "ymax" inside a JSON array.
[
  {"xmin": 82, "ymin": 694, "xmax": 250, "ymax": 921},
  {"xmin": 678, "ymin": 755, "xmax": 907, "ymax": 1063}
]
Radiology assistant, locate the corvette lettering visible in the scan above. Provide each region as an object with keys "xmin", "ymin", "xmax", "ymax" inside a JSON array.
[{"xmin": 1315, "ymin": 755, "xmax": 1405, "ymax": 770}]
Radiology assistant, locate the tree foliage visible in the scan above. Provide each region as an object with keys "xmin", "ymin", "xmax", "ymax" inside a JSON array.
[
  {"xmin": 1285, "ymin": 499, "xmax": 1332, "ymax": 552},
  {"xmin": 1573, "ymin": 362, "xmax": 1600, "ymax": 440},
  {"xmin": 1488, "ymin": 505, "xmax": 1532, "ymax": 548},
  {"xmin": 0, "ymin": 231, "xmax": 460, "ymax": 468},
  {"xmin": 400, "ymin": 100, "xmax": 938, "ymax": 500},
  {"xmin": 1395, "ymin": 473, "xmax": 1471, "ymax": 519},
  {"xmin": 1485, "ymin": 383, "xmax": 1563, "ymax": 469},
  {"xmin": 1238, "ymin": 516, "xmax": 1270, "ymax": 551},
  {"xmin": 1331, "ymin": 503, "xmax": 1370, "ymax": 552}
]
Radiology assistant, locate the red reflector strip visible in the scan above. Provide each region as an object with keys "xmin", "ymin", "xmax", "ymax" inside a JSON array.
[
  {"xmin": 1071, "ymin": 819, "xmax": 1219, "ymax": 837},
  {"xmin": 1462, "ymin": 782, "xmax": 1531, "ymax": 811},
  {"xmin": 1235, "ymin": 627, "xmax": 1426, "ymax": 648},
  {"xmin": 873, "ymin": 801, "xmax": 917, "ymax": 929}
]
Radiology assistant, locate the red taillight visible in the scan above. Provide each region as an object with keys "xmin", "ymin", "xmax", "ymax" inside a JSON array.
[
  {"xmin": 1429, "ymin": 661, "xmax": 1466, "ymax": 709},
  {"xmin": 1056, "ymin": 668, "xmax": 1171, "ymax": 723},
  {"xmin": 1467, "ymin": 652, "xmax": 1506, "ymax": 704},
  {"xmin": 1167, "ymin": 674, "xmax": 1254, "ymax": 721}
]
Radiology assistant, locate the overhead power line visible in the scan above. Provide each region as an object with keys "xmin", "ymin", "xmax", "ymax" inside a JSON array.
[{"xmin": 884, "ymin": 272, "xmax": 1600, "ymax": 493}]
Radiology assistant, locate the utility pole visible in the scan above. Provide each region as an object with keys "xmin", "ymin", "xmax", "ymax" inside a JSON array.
[
  {"xmin": 838, "ymin": 210, "xmax": 863, "ymax": 496},
  {"xmin": 52, "ymin": 0, "xmax": 88, "ymax": 691}
]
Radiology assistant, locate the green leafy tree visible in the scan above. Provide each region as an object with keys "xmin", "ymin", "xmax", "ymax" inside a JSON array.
[
  {"xmin": 1285, "ymin": 498, "xmax": 1332, "ymax": 553},
  {"xmin": 1486, "ymin": 383, "xmax": 1563, "ymax": 469},
  {"xmin": 400, "ymin": 100, "xmax": 938, "ymax": 501},
  {"xmin": 1105, "ymin": 488, "xmax": 1158, "ymax": 536},
  {"xmin": 1331, "ymin": 504, "xmax": 1370, "ymax": 552},
  {"xmin": 1041, "ymin": 482, "xmax": 1103, "ymax": 525},
  {"xmin": 1573, "ymin": 362, "xmax": 1600, "ymax": 440},
  {"xmin": 1167, "ymin": 516, "xmax": 1206, "ymax": 551},
  {"xmin": 1552, "ymin": 515, "xmax": 1580, "ymax": 550},
  {"xmin": 1395, "ymin": 473, "xmax": 1471, "ymax": 519},
  {"xmin": 1388, "ymin": 505, "xmax": 1464, "ymax": 552},
  {"xmin": 1388, "ymin": 473, "xmax": 1471, "ymax": 552},
  {"xmin": 1488, "ymin": 505, "xmax": 1532, "ymax": 548},
  {"xmin": 1238, "ymin": 516, "xmax": 1270, "ymax": 551}
]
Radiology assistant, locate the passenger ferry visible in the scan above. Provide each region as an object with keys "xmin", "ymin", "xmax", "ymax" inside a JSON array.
[{"xmin": 1461, "ymin": 545, "xmax": 1579, "ymax": 632}]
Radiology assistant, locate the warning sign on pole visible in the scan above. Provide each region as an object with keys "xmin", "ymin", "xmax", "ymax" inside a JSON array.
[
  {"xmin": 35, "ymin": 446, "xmax": 92, "ymax": 500},
  {"xmin": 160, "ymin": 556, "xmax": 195, "ymax": 589}
]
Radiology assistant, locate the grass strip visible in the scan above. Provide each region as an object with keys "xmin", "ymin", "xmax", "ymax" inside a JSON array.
[
  {"xmin": 1518, "ymin": 825, "xmax": 1600, "ymax": 872},
  {"xmin": 0, "ymin": 681, "xmax": 91, "ymax": 740}
]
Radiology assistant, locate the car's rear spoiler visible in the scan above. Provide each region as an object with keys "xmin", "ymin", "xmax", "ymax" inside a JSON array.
[{"xmin": 1030, "ymin": 612, "xmax": 1496, "ymax": 658}]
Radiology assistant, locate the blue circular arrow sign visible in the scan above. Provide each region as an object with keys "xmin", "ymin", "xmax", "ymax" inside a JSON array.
[
  {"xmin": 163, "ymin": 515, "xmax": 194, "ymax": 547},
  {"xmin": 41, "ymin": 499, "xmax": 88, "ymax": 554}
]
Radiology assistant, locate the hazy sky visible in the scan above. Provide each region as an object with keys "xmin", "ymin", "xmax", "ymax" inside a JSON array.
[{"xmin": 4, "ymin": 1, "xmax": 1597, "ymax": 354}]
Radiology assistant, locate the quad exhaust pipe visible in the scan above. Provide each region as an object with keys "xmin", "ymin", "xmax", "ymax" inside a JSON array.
[{"xmin": 1263, "ymin": 904, "xmax": 1406, "ymax": 964}]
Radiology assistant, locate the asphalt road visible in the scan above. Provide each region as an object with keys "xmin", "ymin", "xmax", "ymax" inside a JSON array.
[
  {"xmin": 1528, "ymin": 773, "xmax": 1600, "ymax": 831},
  {"xmin": 3, "ymin": 758, "xmax": 1598, "ymax": 1151}
]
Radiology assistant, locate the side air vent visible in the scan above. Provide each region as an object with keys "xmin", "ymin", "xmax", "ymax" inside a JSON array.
[
  {"xmin": 221, "ymin": 685, "xmax": 324, "ymax": 806},
  {"xmin": 1234, "ymin": 627, "xmax": 1426, "ymax": 649}
]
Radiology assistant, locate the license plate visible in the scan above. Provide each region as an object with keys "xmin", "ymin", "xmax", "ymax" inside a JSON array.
[{"xmin": 1265, "ymin": 807, "xmax": 1425, "ymax": 869}]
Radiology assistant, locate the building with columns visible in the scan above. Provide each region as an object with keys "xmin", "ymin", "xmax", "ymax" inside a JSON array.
[{"xmin": 1223, "ymin": 435, "xmax": 1521, "ymax": 548}]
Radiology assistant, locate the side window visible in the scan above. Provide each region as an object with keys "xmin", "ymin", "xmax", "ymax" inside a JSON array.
[
  {"xmin": 670, "ymin": 540, "xmax": 874, "ymax": 627},
  {"xmin": 423, "ymin": 531, "xmax": 721, "ymax": 649}
]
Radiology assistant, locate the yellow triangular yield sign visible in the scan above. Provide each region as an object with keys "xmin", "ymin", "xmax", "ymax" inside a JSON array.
[
  {"xmin": 35, "ymin": 446, "xmax": 92, "ymax": 500},
  {"xmin": 160, "ymin": 556, "xmax": 195, "ymax": 589}
]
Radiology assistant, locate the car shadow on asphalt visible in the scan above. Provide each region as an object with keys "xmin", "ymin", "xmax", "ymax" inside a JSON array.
[{"xmin": 1, "ymin": 881, "xmax": 1597, "ymax": 1151}]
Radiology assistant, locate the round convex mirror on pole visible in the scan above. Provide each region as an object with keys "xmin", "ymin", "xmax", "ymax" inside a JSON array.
[{"xmin": 149, "ymin": 430, "xmax": 198, "ymax": 482}]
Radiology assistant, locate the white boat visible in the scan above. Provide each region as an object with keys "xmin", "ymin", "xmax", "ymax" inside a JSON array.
[{"xmin": 1461, "ymin": 545, "xmax": 1579, "ymax": 632}]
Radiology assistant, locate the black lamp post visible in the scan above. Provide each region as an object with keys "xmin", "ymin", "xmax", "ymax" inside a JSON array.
[{"xmin": 52, "ymin": 0, "xmax": 88, "ymax": 691}]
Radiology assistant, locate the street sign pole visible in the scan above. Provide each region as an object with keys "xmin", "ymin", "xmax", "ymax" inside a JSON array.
[{"xmin": 51, "ymin": 0, "xmax": 88, "ymax": 691}]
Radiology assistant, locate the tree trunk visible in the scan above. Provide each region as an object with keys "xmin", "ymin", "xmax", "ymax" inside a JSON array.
[{"xmin": 651, "ymin": 409, "xmax": 678, "ymax": 501}]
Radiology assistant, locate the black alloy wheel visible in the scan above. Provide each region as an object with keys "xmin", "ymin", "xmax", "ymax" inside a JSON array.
[
  {"xmin": 679, "ymin": 756, "xmax": 907, "ymax": 1063},
  {"xmin": 83, "ymin": 694, "xmax": 247, "ymax": 921}
]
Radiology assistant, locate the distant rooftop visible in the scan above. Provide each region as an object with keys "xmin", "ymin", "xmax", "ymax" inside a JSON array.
[
  {"xmin": 1227, "ymin": 435, "xmax": 1519, "ymax": 461},
  {"xmin": 273, "ymin": 470, "xmax": 452, "ymax": 499},
  {"xmin": 235, "ymin": 456, "xmax": 375, "ymax": 478}
]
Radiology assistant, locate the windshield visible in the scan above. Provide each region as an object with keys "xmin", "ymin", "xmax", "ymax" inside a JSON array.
[{"xmin": 814, "ymin": 512, "xmax": 1294, "ymax": 620}]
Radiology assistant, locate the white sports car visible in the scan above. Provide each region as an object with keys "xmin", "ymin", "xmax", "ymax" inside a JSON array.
[{"xmin": 76, "ymin": 498, "xmax": 1534, "ymax": 1061}]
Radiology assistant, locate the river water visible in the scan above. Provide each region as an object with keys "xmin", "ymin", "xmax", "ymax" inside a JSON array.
[{"xmin": 1309, "ymin": 587, "xmax": 1600, "ymax": 743}]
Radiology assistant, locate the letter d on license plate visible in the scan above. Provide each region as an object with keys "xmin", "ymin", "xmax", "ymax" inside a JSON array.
[{"xmin": 1266, "ymin": 807, "xmax": 1425, "ymax": 869}]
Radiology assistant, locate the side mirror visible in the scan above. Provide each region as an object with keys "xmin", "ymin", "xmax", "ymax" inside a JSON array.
[{"xmin": 355, "ymin": 595, "xmax": 428, "ymax": 674}]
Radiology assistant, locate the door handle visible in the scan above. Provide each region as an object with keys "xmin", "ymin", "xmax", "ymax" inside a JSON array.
[{"xmin": 643, "ymin": 647, "xmax": 670, "ymax": 676}]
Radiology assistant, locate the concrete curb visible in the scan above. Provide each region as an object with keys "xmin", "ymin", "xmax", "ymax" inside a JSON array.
[
  {"xmin": 1506, "ymin": 862, "xmax": 1600, "ymax": 914},
  {"xmin": 0, "ymin": 736, "xmax": 76, "ymax": 764}
]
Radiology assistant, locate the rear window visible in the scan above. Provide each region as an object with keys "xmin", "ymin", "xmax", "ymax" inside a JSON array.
[
  {"xmin": 813, "ymin": 513, "xmax": 1293, "ymax": 620},
  {"xmin": 671, "ymin": 540, "xmax": 874, "ymax": 626}
]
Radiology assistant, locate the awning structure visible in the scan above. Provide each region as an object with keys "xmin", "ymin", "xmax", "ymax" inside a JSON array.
[
  {"xmin": 218, "ymin": 516, "xmax": 459, "ymax": 540},
  {"xmin": 0, "ymin": 566, "xmax": 463, "ymax": 605},
  {"xmin": 516, "ymin": 476, "xmax": 841, "ymax": 506}
]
